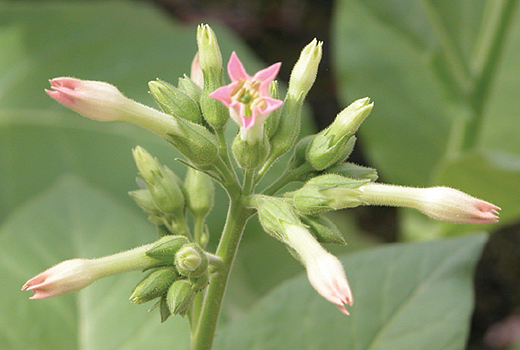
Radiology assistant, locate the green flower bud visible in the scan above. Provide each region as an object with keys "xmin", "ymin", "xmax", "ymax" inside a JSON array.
[
  {"xmin": 287, "ymin": 38, "xmax": 323, "ymax": 100},
  {"xmin": 325, "ymin": 162, "xmax": 378, "ymax": 181},
  {"xmin": 148, "ymin": 79, "xmax": 202, "ymax": 124},
  {"xmin": 232, "ymin": 130, "xmax": 269, "ymax": 170},
  {"xmin": 175, "ymin": 243, "xmax": 208, "ymax": 278},
  {"xmin": 266, "ymin": 94, "xmax": 304, "ymax": 164},
  {"xmin": 306, "ymin": 133, "xmax": 355, "ymax": 171},
  {"xmin": 293, "ymin": 174, "xmax": 370, "ymax": 215},
  {"xmin": 184, "ymin": 167, "xmax": 214, "ymax": 219},
  {"xmin": 197, "ymin": 24, "xmax": 229, "ymax": 128},
  {"xmin": 147, "ymin": 166, "xmax": 185, "ymax": 215},
  {"xmin": 178, "ymin": 75, "xmax": 202, "ymax": 102},
  {"xmin": 146, "ymin": 235, "xmax": 190, "ymax": 264},
  {"xmin": 129, "ymin": 267, "xmax": 179, "ymax": 304},
  {"xmin": 197, "ymin": 24, "xmax": 223, "ymax": 80},
  {"xmin": 307, "ymin": 98, "xmax": 372, "ymax": 170},
  {"xmin": 165, "ymin": 116, "xmax": 219, "ymax": 166},
  {"xmin": 128, "ymin": 189, "xmax": 161, "ymax": 215},
  {"xmin": 132, "ymin": 146, "xmax": 161, "ymax": 185},
  {"xmin": 264, "ymin": 80, "xmax": 282, "ymax": 139},
  {"xmin": 167, "ymin": 280, "xmax": 196, "ymax": 316},
  {"xmin": 300, "ymin": 215, "xmax": 346, "ymax": 245},
  {"xmin": 328, "ymin": 98, "xmax": 373, "ymax": 144},
  {"xmin": 254, "ymin": 196, "xmax": 301, "ymax": 242}
]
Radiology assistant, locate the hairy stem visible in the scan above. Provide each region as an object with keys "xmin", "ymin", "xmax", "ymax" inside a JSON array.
[{"xmin": 190, "ymin": 200, "xmax": 254, "ymax": 350}]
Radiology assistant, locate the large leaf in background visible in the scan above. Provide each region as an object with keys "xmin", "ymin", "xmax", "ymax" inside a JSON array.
[
  {"xmin": 333, "ymin": 0, "xmax": 520, "ymax": 228},
  {"xmin": 0, "ymin": 0, "xmax": 320, "ymax": 326},
  {"xmin": 0, "ymin": 176, "xmax": 190, "ymax": 349},
  {"xmin": 216, "ymin": 234, "xmax": 488, "ymax": 350}
]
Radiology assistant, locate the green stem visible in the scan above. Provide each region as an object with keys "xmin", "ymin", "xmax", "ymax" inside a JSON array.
[
  {"xmin": 462, "ymin": 0, "xmax": 518, "ymax": 150},
  {"xmin": 191, "ymin": 200, "xmax": 254, "ymax": 350},
  {"xmin": 242, "ymin": 168, "xmax": 255, "ymax": 194},
  {"xmin": 215, "ymin": 127, "xmax": 235, "ymax": 175},
  {"xmin": 262, "ymin": 162, "xmax": 314, "ymax": 196}
]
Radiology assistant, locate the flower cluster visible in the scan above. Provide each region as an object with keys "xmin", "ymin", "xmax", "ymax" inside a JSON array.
[{"xmin": 25, "ymin": 24, "xmax": 500, "ymax": 328}]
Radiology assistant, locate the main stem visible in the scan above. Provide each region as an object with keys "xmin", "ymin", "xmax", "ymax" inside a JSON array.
[{"xmin": 191, "ymin": 199, "xmax": 254, "ymax": 349}]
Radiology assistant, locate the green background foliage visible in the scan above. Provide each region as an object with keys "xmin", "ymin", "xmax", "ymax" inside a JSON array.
[{"xmin": 1, "ymin": 0, "xmax": 516, "ymax": 348}]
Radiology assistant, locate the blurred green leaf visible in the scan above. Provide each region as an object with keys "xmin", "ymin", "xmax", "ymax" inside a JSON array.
[
  {"xmin": 215, "ymin": 233, "xmax": 488, "ymax": 349},
  {"xmin": 333, "ymin": 0, "xmax": 520, "ymax": 231},
  {"xmin": 0, "ymin": 176, "xmax": 190, "ymax": 349}
]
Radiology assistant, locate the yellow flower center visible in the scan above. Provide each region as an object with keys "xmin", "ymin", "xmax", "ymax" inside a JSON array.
[{"xmin": 231, "ymin": 79, "xmax": 266, "ymax": 117}]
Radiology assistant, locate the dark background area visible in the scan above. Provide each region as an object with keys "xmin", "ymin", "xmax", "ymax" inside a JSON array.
[{"xmin": 150, "ymin": 1, "xmax": 519, "ymax": 348}]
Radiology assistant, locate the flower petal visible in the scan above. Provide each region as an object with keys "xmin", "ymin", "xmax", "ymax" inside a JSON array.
[{"xmin": 227, "ymin": 52, "xmax": 249, "ymax": 81}]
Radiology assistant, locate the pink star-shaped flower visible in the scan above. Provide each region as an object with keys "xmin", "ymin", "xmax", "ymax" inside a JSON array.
[{"xmin": 209, "ymin": 52, "xmax": 283, "ymax": 130}]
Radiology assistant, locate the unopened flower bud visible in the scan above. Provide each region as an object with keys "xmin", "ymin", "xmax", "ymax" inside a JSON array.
[
  {"xmin": 184, "ymin": 167, "xmax": 214, "ymax": 219},
  {"xmin": 197, "ymin": 24, "xmax": 229, "ymax": 128},
  {"xmin": 264, "ymin": 80, "xmax": 282, "ymax": 138},
  {"xmin": 132, "ymin": 146, "xmax": 185, "ymax": 214},
  {"xmin": 46, "ymin": 77, "xmax": 179, "ymax": 139},
  {"xmin": 287, "ymin": 39, "xmax": 323, "ymax": 100},
  {"xmin": 300, "ymin": 215, "xmax": 346, "ymax": 245},
  {"xmin": 167, "ymin": 280, "xmax": 196, "ymax": 316},
  {"xmin": 132, "ymin": 146, "xmax": 161, "ymax": 185},
  {"xmin": 190, "ymin": 53, "xmax": 204, "ymax": 88},
  {"xmin": 359, "ymin": 183, "xmax": 501, "ymax": 224},
  {"xmin": 128, "ymin": 189, "xmax": 161, "ymax": 215},
  {"xmin": 146, "ymin": 235, "xmax": 190, "ymax": 264},
  {"xmin": 22, "ymin": 245, "xmax": 162, "ymax": 299},
  {"xmin": 307, "ymin": 98, "xmax": 373, "ymax": 170},
  {"xmin": 129, "ymin": 267, "xmax": 179, "ymax": 304},
  {"xmin": 148, "ymin": 166, "xmax": 185, "ymax": 214},
  {"xmin": 197, "ymin": 24, "xmax": 223, "ymax": 81},
  {"xmin": 266, "ymin": 94, "xmax": 304, "ymax": 164},
  {"xmin": 283, "ymin": 223, "xmax": 353, "ymax": 315},
  {"xmin": 148, "ymin": 79, "xmax": 202, "ymax": 124},
  {"xmin": 175, "ymin": 243, "xmax": 208, "ymax": 278}
]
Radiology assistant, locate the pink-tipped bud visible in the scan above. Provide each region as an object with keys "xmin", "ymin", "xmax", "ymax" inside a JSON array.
[
  {"xmin": 22, "ymin": 244, "xmax": 161, "ymax": 299},
  {"xmin": 46, "ymin": 77, "xmax": 130, "ymax": 122},
  {"xmin": 46, "ymin": 77, "xmax": 178, "ymax": 139},
  {"xmin": 21, "ymin": 259, "xmax": 96, "ymax": 299},
  {"xmin": 359, "ymin": 183, "xmax": 501, "ymax": 224},
  {"xmin": 283, "ymin": 224, "xmax": 353, "ymax": 315}
]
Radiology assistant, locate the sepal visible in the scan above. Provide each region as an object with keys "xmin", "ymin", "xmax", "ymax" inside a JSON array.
[
  {"xmin": 232, "ymin": 131, "xmax": 269, "ymax": 170},
  {"xmin": 148, "ymin": 79, "xmax": 202, "ymax": 124},
  {"xmin": 178, "ymin": 75, "xmax": 202, "ymax": 102},
  {"xmin": 300, "ymin": 215, "xmax": 346, "ymax": 245},
  {"xmin": 254, "ymin": 196, "xmax": 301, "ymax": 242},
  {"xmin": 165, "ymin": 117, "xmax": 219, "ymax": 166},
  {"xmin": 129, "ymin": 267, "xmax": 179, "ymax": 304},
  {"xmin": 167, "ymin": 280, "xmax": 196, "ymax": 316},
  {"xmin": 146, "ymin": 235, "xmax": 190, "ymax": 264}
]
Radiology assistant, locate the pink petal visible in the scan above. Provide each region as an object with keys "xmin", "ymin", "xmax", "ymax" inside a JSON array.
[
  {"xmin": 253, "ymin": 62, "xmax": 281, "ymax": 86},
  {"xmin": 227, "ymin": 52, "xmax": 249, "ymax": 82},
  {"xmin": 208, "ymin": 83, "xmax": 237, "ymax": 106}
]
